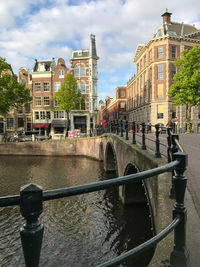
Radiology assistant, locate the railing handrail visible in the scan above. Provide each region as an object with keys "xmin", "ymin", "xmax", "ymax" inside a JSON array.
[
  {"xmin": 96, "ymin": 216, "xmax": 181, "ymax": 267},
  {"xmin": 0, "ymin": 160, "xmax": 179, "ymax": 207},
  {"xmin": 0, "ymin": 125, "xmax": 189, "ymax": 267}
]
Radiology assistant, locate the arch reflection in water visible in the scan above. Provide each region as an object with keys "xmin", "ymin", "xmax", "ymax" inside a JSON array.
[{"xmin": 0, "ymin": 156, "xmax": 153, "ymax": 267}]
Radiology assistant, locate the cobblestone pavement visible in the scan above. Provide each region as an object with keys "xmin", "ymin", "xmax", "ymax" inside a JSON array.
[{"xmin": 127, "ymin": 131, "xmax": 200, "ymax": 266}]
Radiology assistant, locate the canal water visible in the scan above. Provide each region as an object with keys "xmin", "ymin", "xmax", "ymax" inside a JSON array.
[{"xmin": 0, "ymin": 155, "xmax": 154, "ymax": 267}]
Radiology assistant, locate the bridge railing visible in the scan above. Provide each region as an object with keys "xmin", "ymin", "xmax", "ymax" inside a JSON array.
[
  {"xmin": 0, "ymin": 150, "xmax": 189, "ymax": 267},
  {"xmin": 0, "ymin": 125, "xmax": 189, "ymax": 267},
  {"xmin": 96, "ymin": 120, "xmax": 168, "ymax": 158}
]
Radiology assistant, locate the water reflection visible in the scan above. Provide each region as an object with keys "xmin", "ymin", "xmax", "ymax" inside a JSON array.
[{"xmin": 0, "ymin": 156, "xmax": 153, "ymax": 266}]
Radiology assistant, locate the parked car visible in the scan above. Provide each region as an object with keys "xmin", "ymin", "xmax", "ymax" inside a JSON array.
[{"xmin": 17, "ymin": 133, "xmax": 32, "ymax": 142}]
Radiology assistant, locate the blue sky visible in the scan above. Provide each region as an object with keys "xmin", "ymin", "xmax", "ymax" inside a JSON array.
[{"xmin": 0, "ymin": 0, "xmax": 200, "ymax": 102}]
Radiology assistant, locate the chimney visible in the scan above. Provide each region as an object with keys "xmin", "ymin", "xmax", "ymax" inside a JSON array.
[
  {"xmin": 89, "ymin": 34, "xmax": 97, "ymax": 57},
  {"xmin": 161, "ymin": 9, "xmax": 172, "ymax": 24}
]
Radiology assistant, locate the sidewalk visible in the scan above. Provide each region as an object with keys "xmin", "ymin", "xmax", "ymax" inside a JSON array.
[{"xmin": 129, "ymin": 132, "xmax": 200, "ymax": 266}]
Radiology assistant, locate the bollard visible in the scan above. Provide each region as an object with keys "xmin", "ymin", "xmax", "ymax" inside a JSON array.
[
  {"xmin": 20, "ymin": 184, "xmax": 44, "ymax": 267},
  {"xmin": 116, "ymin": 120, "xmax": 119, "ymax": 135},
  {"xmin": 170, "ymin": 152, "xmax": 190, "ymax": 267},
  {"xmin": 141, "ymin": 122, "xmax": 146, "ymax": 150},
  {"xmin": 125, "ymin": 120, "xmax": 129, "ymax": 140},
  {"xmin": 155, "ymin": 124, "xmax": 161, "ymax": 158},
  {"xmin": 132, "ymin": 121, "xmax": 136, "ymax": 144},
  {"xmin": 120, "ymin": 120, "xmax": 123, "ymax": 137}
]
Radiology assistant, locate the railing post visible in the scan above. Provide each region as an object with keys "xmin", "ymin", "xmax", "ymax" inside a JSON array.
[
  {"xmin": 141, "ymin": 122, "xmax": 146, "ymax": 150},
  {"xmin": 125, "ymin": 120, "xmax": 129, "ymax": 140},
  {"xmin": 155, "ymin": 124, "xmax": 161, "ymax": 158},
  {"xmin": 170, "ymin": 152, "xmax": 190, "ymax": 267},
  {"xmin": 116, "ymin": 120, "xmax": 119, "ymax": 135},
  {"xmin": 20, "ymin": 184, "xmax": 44, "ymax": 267},
  {"xmin": 132, "ymin": 121, "xmax": 136, "ymax": 144},
  {"xmin": 167, "ymin": 128, "xmax": 172, "ymax": 163},
  {"xmin": 170, "ymin": 133, "xmax": 179, "ymax": 198},
  {"xmin": 120, "ymin": 120, "xmax": 123, "ymax": 137}
]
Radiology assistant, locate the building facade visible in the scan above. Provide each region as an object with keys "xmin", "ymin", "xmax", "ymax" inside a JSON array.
[
  {"xmin": 102, "ymin": 86, "xmax": 127, "ymax": 122},
  {"xmin": 0, "ymin": 34, "xmax": 99, "ymax": 139},
  {"xmin": 70, "ymin": 34, "xmax": 99, "ymax": 135},
  {"xmin": 127, "ymin": 10, "xmax": 200, "ymax": 132}
]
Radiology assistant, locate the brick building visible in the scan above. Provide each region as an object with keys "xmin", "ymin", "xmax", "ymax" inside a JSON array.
[
  {"xmin": 0, "ymin": 34, "xmax": 99, "ymax": 139},
  {"xmin": 70, "ymin": 34, "xmax": 99, "ymax": 135},
  {"xmin": 102, "ymin": 86, "xmax": 127, "ymax": 122},
  {"xmin": 127, "ymin": 10, "xmax": 200, "ymax": 132}
]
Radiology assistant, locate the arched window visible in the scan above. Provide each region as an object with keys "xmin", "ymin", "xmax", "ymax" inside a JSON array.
[
  {"xmin": 80, "ymin": 65, "xmax": 85, "ymax": 77},
  {"xmin": 74, "ymin": 65, "xmax": 79, "ymax": 77}
]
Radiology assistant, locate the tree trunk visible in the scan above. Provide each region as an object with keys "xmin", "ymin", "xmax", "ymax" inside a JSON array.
[
  {"xmin": 186, "ymin": 106, "xmax": 191, "ymax": 133},
  {"xmin": 66, "ymin": 111, "xmax": 70, "ymax": 137}
]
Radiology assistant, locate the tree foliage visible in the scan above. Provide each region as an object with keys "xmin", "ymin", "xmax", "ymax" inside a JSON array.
[
  {"xmin": 0, "ymin": 57, "xmax": 32, "ymax": 116},
  {"xmin": 168, "ymin": 45, "xmax": 200, "ymax": 132},
  {"xmin": 54, "ymin": 72, "xmax": 85, "ymax": 117}
]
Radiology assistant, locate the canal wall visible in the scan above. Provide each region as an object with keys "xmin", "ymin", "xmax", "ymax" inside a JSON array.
[{"xmin": 0, "ymin": 137, "xmax": 174, "ymax": 266}]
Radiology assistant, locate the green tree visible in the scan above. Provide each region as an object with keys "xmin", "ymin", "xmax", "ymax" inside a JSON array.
[
  {"xmin": 168, "ymin": 45, "xmax": 200, "ymax": 133},
  {"xmin": 0, "ymin": 57, "xmax": 32, "ymax": 116},
  {"xmin": 53, "ymin": 72, "xmax": 85, "ymax": 132}
]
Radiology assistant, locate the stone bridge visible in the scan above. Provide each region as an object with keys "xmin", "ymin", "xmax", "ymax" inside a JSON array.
[{"xmin": 0, "ymin": 134, "xmax": 174, "ymax": 266}]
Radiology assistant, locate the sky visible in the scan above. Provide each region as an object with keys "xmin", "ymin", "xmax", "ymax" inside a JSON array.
[{"xmin": 1, "ymin": 0, "xmax": 200, "ymax": 102}]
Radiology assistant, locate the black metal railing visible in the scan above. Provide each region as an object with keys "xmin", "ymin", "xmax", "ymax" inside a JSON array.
[{"xmin": 0, "ymin": 125, "xmax": 190, "ymax": 267}]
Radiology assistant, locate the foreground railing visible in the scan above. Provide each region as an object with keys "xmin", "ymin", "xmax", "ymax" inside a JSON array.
[{"xmin": 0, "ymin": 147, "xmax": 189, "ymax": 266}]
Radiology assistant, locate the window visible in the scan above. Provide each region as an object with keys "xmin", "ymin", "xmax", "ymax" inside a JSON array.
[
  {"xmin": 172, "ymin": 46, "xmax": 176, "ymax": 58},
  {"xmin": 172, "ymin": 64, "xmax": 176, "ymax": 79},
  {"xmin": 21, "ymin": 78, "xmax": 26, "ymax": 84},
  {"xmin": 120, "ymin": 91, "xmax": 125, "ymax": 98},
  {"xmin": 17, "ymin": 106, "xmax": 23, "ymax": 114},
  {"xmin": 157, "ymin": 46, "xmax": 163, "ymax": 58},
  {"xmin": 80, "ymin": 65, "xmax": 86, "ymax": 77},
  {"xmin": 40, "ymin": 111, "xmax": 45, "ymax": 120},
  {"xmin": 43, "ymin": 82, "xmax": 50, "ymax": 92},
  {"xmin": 157, "ymin": 84, "xmax": 164, "ymax": 99},
  {"xmin": 120, "ymin": 102, "xmax": 125, "ymax": 108},
  {"xmin": 44, "ymin": 96, "xmax": 50, "ymax": 106},
  {"xmin": 46, "ymin": 111, "xmax": 51, "ymax": 119},
  {"xmin": 34, "ymin": 82, "xmax": 41, "ymax": 92},
  {"xmin": 74, "ymin": 65, "xmax": 86, "ymax": 77},
  {"xmin": 58, "ymin": 70, "xmax": 64, "ymax": 78},
  {"xmin": 35, "ymin": 112, "xmax": 39, "ymax": 120},
  {"xmin": 18, "ymin": 118, "xmax": 24, "ymax": 128},
  {"xmin": 157, "ymin": 64, "xmax": 164, "ymax": 80},
  {"xmin": 0, "ymin": 118, "xmax": 4, "ymax": 133},
  {"xmin": 157, "ymin": 105, "xmax": 164, "ymax": 119},
  {"xmin": 74, "ymin": 65, "xmax": 79, "ymax": 77},
  {"xmin": 149, "ymin": 68, "xmax": 152, "ymax": 82},
  {"xmin": 81, "ymin": 83, "xmax": 86, "ymax": 94},
  {"xmin": 35, "ymin": 96, "xmax": 41, "ymax": 106},
  {"xmin": 6, "ymin": 118, "xmax": 14, "ymax": 129},
  {"xmin": 25, "ymin": 103, "xmax": 30, "ymax": 113},
  {"xmin": 54, "ymin": 111, "xmax": 65, "ymax": 119},
  {"xmin": 54, "ymin": 82, "xmax": 61, "ymax": 92},
  {"xmin": 77, "ymin": 82, "xmax": 86, "ymax": 94}
]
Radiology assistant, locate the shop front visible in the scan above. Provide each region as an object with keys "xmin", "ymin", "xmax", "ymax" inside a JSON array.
[
  {"xmin": 32, "ymin": 123, "xmax": 51, "ymax": 136},
  {"xmin": 51, "ymin": 120, "xmax": 67, "ymax": 139}
]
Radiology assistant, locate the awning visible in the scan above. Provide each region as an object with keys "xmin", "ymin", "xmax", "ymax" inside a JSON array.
[
  {"xmin": 32, "ymin": 123, "xmax": 51, "ymax": 129},
  {"xmin": 51, "ymin": 120, "xmax": 67, "ymax": 128}
]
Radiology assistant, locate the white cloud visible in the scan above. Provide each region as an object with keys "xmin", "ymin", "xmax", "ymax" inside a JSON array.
[{"xmin": 0, "ymin": 0, "xmax": 200, "ymax": 101}]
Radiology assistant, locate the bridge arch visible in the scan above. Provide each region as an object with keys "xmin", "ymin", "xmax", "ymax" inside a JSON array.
[
  {"xmin": 122, "ymin": 163, "xmax": 147, "ymax": 205},
  {"xmin": 104, "ymin": 142, "xmax": 118, "ymax": 176}
]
